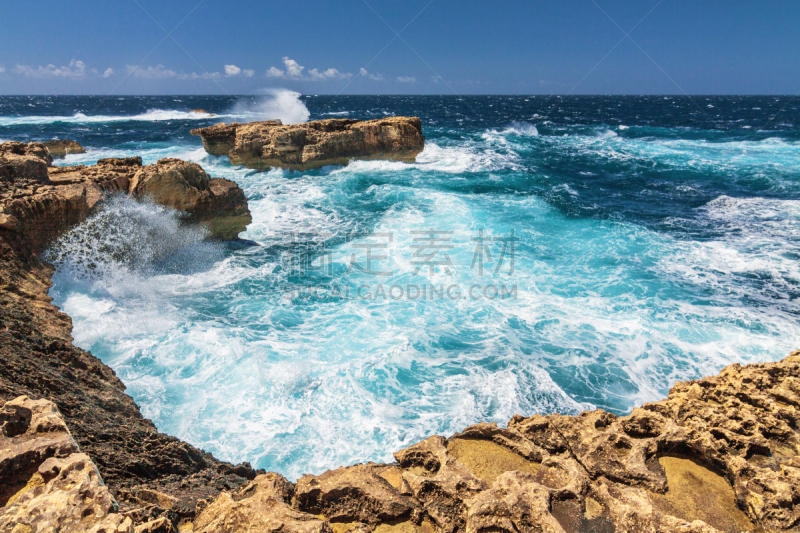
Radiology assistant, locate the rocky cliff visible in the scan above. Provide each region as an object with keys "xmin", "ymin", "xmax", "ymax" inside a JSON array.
[
  {"xmin": 0, "ymin": 142, "xmax": 257, "ymax": 529},
  {"xmin": 191, "ymin": 116, "xmax": 425, "ymax": 171},
  {"xmin": 0, "ymin": 141, "xmax": 798, "ymax": 532}
]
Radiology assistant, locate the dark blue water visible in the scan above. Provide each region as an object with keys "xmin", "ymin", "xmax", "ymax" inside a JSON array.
[{"xmin": 4, "ymin": 93, "xmax": 797, "ymax": 479}]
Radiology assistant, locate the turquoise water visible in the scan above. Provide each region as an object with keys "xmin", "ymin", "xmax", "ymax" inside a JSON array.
[{"xmin": 3, "ymin": 94, "xmax": 797, "ymax": 479}]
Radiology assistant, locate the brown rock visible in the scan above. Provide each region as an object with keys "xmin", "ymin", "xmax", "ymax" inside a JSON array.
[
  {"xmin": 44, "ymin": 139, "xmax": 87, "ymax": 159},
  {"xmin": 0, "ymin": 141, "xmax": 52, "ymax": 183},
  {"xmin": 191, "ymin": 117, "xmax": 425, "ymax": 171},
  {"xmin": 194, "ymin": 473, "xmax": 330, "ymax": 533},
  {"xmin": 0, "ymin": 396, "xmax": 132, "ymax": 532},
  {"xmin": 295, "ymin": 463, "xmax": 421, "ymax": 525},
  {"xmin": 128, "ymin": 158, "xmax": 252, "ymax": 239}
]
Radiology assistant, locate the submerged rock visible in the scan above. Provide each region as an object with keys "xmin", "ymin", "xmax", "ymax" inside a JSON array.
[
  {"xmin": 44, "ymin": 139, "xmax": 87, "ymax": 159},
  {"xmin": 191, "ymin": 116, "xmax": 425, "ymax": 171}
]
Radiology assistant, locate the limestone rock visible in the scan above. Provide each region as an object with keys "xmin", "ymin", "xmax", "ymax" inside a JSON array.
[
  {"xmin": 0, "ymin": 396, "xmax": 132, "ymax": 532},
  {"xmin": 191, "ymin": 117, "xmax": 425, "ymax": 171},
  {"xmin": 44, "ymin": 139, "xmax": 87, "ymax": 159},
  {"xmin": 194, "ymin": 473, "xmax": 330, "ymax": 533},
  {"xmin": 295, "ymin": 463, "xmax": 421, "ymax": 524},
  {"xmin": 0, "ymin": 141, "xmax": 52, "ymax": 183},
  {"xmin": 129, "ymin": 158, "xmax": 251, "ymax": 239}
]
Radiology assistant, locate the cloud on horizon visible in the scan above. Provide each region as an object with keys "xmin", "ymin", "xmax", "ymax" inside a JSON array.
[
  {"xmin": 15, "ymin": 59, "xmax": 97, "ymax": 79},
  {"xmin": 359, "ymin": 68, "xmax": 384, "ymax": 81},
  {"xmin": 266, "ymin": 57, "xmax": 351, "ymax": 81}
]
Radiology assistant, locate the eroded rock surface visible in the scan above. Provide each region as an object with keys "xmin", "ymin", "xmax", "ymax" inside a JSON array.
[
  {"xmin": 191, "ymin": 117, "xmax": 424, "ymax": 171},
  {"xmin": 0, "ymin": 143, "xmax": 251, "ymax": 248},
  {"xmin": 0, "ymin": 396, "xmax": 133, "ymax": 532},
  {"xmin": 186, "ymin": 352, "xmax": 800, "ymax": 533},
  {"xmin": 44, "ymin": 139, "xmax": 87, "ymax": 159}
]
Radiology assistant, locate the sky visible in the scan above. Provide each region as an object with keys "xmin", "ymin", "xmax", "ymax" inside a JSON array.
[{"xmin": 0, "ymin": 0, "xmax": 798, "ymax": 95}]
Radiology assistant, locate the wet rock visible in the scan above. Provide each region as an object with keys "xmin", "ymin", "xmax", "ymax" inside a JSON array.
[
  {"xmin": 44, "ymin": 139, "xmax": 87, "ymax": 159},
  {"xmin": 191, "ymin": 117, "xmax": 424, "ymax": 171}
]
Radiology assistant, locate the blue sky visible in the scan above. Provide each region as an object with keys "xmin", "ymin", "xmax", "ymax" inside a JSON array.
[{"xmin": 1, "ymin": 0, "xmax": 798, "ymax": 95}]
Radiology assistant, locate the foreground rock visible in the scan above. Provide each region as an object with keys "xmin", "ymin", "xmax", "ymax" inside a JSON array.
[
  {"xmin": 191, "ymin": 116, "xmax": 424, "ymax": 171},
  {"xmin": 176, "ymin": 351, "xmax": 799, "ymax": 533},
  {"xmin": 44, "ymin": 139, "xmax": 86, "ymax": 159},
  {"xmin": 0, "ymin": 396, "xmax": 133, "ymax": 531}
]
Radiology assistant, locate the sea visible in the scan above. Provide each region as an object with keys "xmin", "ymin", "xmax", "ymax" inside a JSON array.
[{"xmin": 2, "ymin": 92, "xmax": 798, "ymax": 479}]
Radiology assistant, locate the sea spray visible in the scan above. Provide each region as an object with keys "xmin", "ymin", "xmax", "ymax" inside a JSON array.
[
  {"xmin": 45, "ymin": 195, "xmax": 223, "ymax": 281},
  {"xmin": 230, "ymin": 89, "xmax": 310, "ymax": 124}
]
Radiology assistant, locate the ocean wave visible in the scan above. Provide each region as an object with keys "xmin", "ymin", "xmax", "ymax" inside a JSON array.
[{"xmin": 0, "ymin": 109, "xmax": 220, "ymax": 126}]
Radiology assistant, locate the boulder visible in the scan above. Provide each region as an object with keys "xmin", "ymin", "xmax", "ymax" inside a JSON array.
[
  {"xmin": 191, "ymin": 116, "xmax": 425, "ymax": 171},
  {"xmin": 0, "ymin": 396, "xmax": 133, "ymax": 532},
  {"xmin": 193, "ymin": 473, "xmax": 330, "ymax": 533},
  {"xmin": 44, "ymin": 139, "xmax": 87, "ymax": 159},
  {"xmin": 129, "ymin": 158, "xmax": 252, "ymax": 239},
  {"xmin": 295, "ymin": 463, "xmax": 422, "ymax": 525}
]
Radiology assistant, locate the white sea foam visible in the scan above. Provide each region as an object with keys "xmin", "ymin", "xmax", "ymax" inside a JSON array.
[
  {"xmin": 229, "ymin": 88, "xmax": 310, "ymax": 124},
  {"xmin": 0, "ymin": 109, "xmax": 220, "ymax": 126}
]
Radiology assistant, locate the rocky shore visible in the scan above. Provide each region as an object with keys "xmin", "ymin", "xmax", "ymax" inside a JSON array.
[
  {"xmin": 1, "ymin": 140, "xmax": 798, "ymax": 532},
  {"xmin": 191, "ymin": 116, "xmax": 425, "ymax": 171}
]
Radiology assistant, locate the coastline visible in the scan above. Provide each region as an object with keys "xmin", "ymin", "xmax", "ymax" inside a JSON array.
[{"xmin": 1, "ymin": 141, "xmax": 799, "ymax": 532}]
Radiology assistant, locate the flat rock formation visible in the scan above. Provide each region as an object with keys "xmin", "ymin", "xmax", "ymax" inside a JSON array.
[
  {"xmin": 1, "ymin": 141, "xmax": 798, "ymax": 532},
  {"xmin": 191, "ymin": 116, "xmax": 425, "ymax": 171},
  {"xmin": 44, "ymin": 139, "xmax": 86, "ymax": 159}
]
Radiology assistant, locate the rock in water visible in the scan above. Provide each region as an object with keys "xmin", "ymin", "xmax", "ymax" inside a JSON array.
[
  {"xmin": 191, "ymin": 117, "xmax": 425, "ymax": 171},
  {"xmin": 0, "ymin": 142, "xmax": 251, "ymax": 249},
  {"xmin": 44, "ymin": 139, "xmax": 86, "ymax": 159}
]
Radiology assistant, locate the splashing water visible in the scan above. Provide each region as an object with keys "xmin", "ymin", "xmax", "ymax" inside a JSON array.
[{"xmin": 230, "ymin": 89, "xmax": 311, "ymax": 124}]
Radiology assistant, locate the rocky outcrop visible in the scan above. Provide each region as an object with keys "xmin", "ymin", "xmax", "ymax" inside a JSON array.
[
  {"xmin": 0, "ymin": 396, "xmax": 133, "ymax": 532},
  {"xmin": 191, "ymin": 117, "xmax": 425, "ymax": 171},
  {"xmin": 0, "ymin": 143, "xmax": 256, "ymax": 530},
  {"xmin": 0, "ymin": 143, "xmax": 251, "ymax": 249},
  {"xmin": 177, "ymin": 352, "xmax": 800, "ymax": 533},
  {"xmin": 128, "ymin": 157, "xmax": 251, "ymax": 240},
  {"xmin": 44, "ymin": 139, "xmax": 87, "ymax": 159}
]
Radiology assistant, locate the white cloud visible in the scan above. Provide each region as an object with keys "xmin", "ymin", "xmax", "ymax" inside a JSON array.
[
  {"xmin": 178, "ymin": 71, "xmax": 221, "ymax": 80},
  {"xmin": 0, "ymin": 65, "xmax": 5, "ymax": 74},
  {"xmin": 309, "ymin": 67, "xmax": 351, "ymax": 80},
  {"xmin": 396, "ymin": 76, "xmax": 416, "ymax": 83},
  {"xmin": 16, "ymin": 59, "xmax": 89, "ymax": 78},
  {"xmin": 266, "ymin": 58, "xmax": 351, "ymax": 81},
  {"xmin": 224, "ymin": 64, "xmax": 241, "ymax": 77},
  {"xmin": 266, "ymin": 66, "xmax": 285, "ymax": 78},
  {"xmin": 103, "ymin": 68, "xmax": 114, "ymax": 78},
  {"xmin": 125, "ymin": 65, "xmax": 220, "ymax": 80},
  {"xmin": 283, "ymin": 57, "xmax": 304, "ymax": 78},
  {"xmin": 243, "ymin": 69, "xmax": 255, "ymax": 78},
  {"xmin": 126, "ymin": 65, "xmax": 177, "ymax": 79},
  {"xmin": 359, "ymin": 68, "xmax": 384, "ymax": 81}
]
